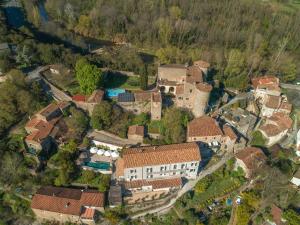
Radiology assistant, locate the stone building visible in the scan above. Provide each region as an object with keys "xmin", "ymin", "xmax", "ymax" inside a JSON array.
[
  {"xmin": 259, "ymin": 112, "xmax": 293, "ymax": 146},
  {"xmin": 72, "ymin": 89, "xmax": 104, "ymax": 115},
  {"xmin": 235, "ymin": 147, "xmax": 267, "ymax": 178},
  {"xmin": 31, "ymin": 186, "xmax": 104, "ymax": 224},
  {"xmin": 127, "ymin": 125, "xmax": 145, "ymax": 143},
  {"xmin": 117, "ymin": 91, "xmax": 162, "ymax": 120},
  {"xmin": 24, "ymin": 102, "xmax": 69, "ymax": 153},
  {"xmin": 187, "ymin": 116, "xmax": 239, "ymax": 152},
  {"xmin": 157, "ymin": 60, "xmax": 212, "ymax": 117},
  {"xmin": 251, "ymin": 75, "xmax": 281, "ymax": 103},
  {"xmin": 261, "ymin": 95, "xmax": 292, "ymax": 117},
  {"xmin": 115, "ymin": 142, "xmax": 201, "ymax": 181}
]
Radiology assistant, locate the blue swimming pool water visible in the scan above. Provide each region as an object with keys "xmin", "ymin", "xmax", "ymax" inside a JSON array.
[
  {"xmin": 84, "ymin": 162, "xmax": 110, "ymax": 170},
  {"xmin": 106, "ymin": 88, "xmax": 126, "ymax": 98}
]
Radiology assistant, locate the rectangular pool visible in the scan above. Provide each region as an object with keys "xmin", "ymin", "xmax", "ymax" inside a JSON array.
[
  {"xmin": 106, "ymin": 88, "xmax": 126, "ymax": 98},
  {"xmin": 84, "ymin": 161, "xmax": 110, "ymax": 171}
]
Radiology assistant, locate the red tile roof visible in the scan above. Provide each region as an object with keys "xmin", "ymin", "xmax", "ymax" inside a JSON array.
[
  {"xmin": 31, "ymin": 186, "xmax": 104, "ymax": 216},
  {"xmin": 119, "ymin": 143, "xmax": 201, "ymax": 169},
  {"xmin": 223, "ymin": 125, "xmax": 237, "ymax": 140},
  {"xmin": 271, "ymin": 204, "xmax": 283, "ymax": 225},
  {"xmin": 80, "ymin": 207, "xmax": 95, "ymax": 219},
  {"xmin": 251, "ymin": 75, "xmax": 279, "ymax": 89},
  {"xmin": 151, "ymin": 92, "xmax": 162, "ymax": 103},
  {"xmin": 235, "ymin": 147, "xmax": 266, "ymax": 170},
  {"xmin": 134, "ymin": 91, "xmax": 151, "ymax": 102},
  {"xmin": 128, "ymin": 125, "xmax": 144, "ymax": 137},
  {"xmin": 196, "ymin": 83, "xmax": 213, "ymax": 92},
  {"xmin": 188, "ymin": 116, "xmax": 223, "ymax": 138},
  {"xmin": 186, "ymin": 66, "xmax": 203, "ymax": 83},
  {"xmin": 38, "ymin": 103, "xmax": 60, "ymax": 118},
  {"xmin": 124, "ymin": 178, "xmax": 182, "ymax": 190},
  {"xmin": 265, "ymin": 95, "xmax": 281, "ymax": 109},
  {"xmin": 72, "ymin": 94, "xmax": 86, "ymax": 102}
]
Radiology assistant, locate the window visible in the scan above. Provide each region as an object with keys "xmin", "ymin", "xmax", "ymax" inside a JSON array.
[
  {"xmin": 173, "ymin": 172, "xmax": 176, "ymax": 175},
  {"xmin": 173, "ymin": 165, "xmax": 177, "ymax": 169},
  {"xmin": 195, "ymin": 163, "xmax": 197, "ymax": 166},
  {"xmin": 181, "ymin": 164, "xmax": 185, "ymax": 169},
  {"xmin": 180, "ymin": 171, "xmax": 184, "ymax": 175},
  {"xmin": 160, "ymin": 166, "xmax": 164, "ymax": 171},
  {"xmin": 130, "ymin": 169, "xmax": 135, "ymax": 173},
  {"xmin": 186, "ymin": 98, "xmax": 189, "ymax": 100},
  {"xmin": 190, "ymin": 89, "xmax": 193, "ymax": 93},
  {"xmin": 147, "ymin": 168, "xmax": 153, "ymax": 173},
  {"xmin": 191, "ymin": 163, "xmax": 194, "ymax": 166}
]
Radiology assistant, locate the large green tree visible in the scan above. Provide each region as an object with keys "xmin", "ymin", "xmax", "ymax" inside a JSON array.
[
  {"xmin": 75, "ymin": 58, "xmax": 103, "ymax": 95},
  {"xmin": 91, "ymin": 101, "xmax": 113, "ymax": 130}
]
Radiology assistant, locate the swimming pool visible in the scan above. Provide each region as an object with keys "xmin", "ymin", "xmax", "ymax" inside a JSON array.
[
  {"xmin": 84, "ymin": 162, "xmax": 110, "ymax": 170},
  {"xmin": 106, "ymin": 88, "xmax": 126, "ymax": 98}
]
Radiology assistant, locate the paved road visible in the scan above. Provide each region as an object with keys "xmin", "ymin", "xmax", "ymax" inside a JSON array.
[
  {"xmin": 131, "ymin": 154, "xmax": 233, "ymax": 219},
  {"xmin": 281, "ymin": 83, "xmax": 300, "ymax": 91}
]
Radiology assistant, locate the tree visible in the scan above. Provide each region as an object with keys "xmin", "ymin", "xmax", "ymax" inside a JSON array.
[
  {"xmin": 251, "ymin": 131, "xmax": 266, "ymax": 147},
  {"xmin": 65, "ymin": 107, "xmax": 89, "ymax": 141},
  {"xmin": 75, "ymin": 58, "xmax": 103, "ymax": 95},
  {"xmin": 91, "ymin": 101, "xmax": 113, "ymax": 130},
  {"xmin": 162, "ymin": 107, "xmax": 190, "ymax": 144},
  {"xmin": 283, "ymin": 209, "xmax": 300, "ymax": 225},
  {"xmin": 140, "ymin": 64, "xmax": 148, "ymax": 90}
]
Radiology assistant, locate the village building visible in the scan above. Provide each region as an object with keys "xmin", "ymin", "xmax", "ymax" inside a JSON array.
[
  {"xmin": 124, "ymin": 177, "xmax": 182, "ymax": 196},
  {"xmin": 24, "ymin": 102, "xmax": 69, "ymax": 153},
  {"xmin": 187, "ymin": 116, "xmax": 240, "ymax": 152},
  {"xmin": 72, "ymin": 89, "xmax": 104, "ymax": 115},
  {"xmin": 291, "ymin": 168, "xmax": 300, "ymax": 186},
  {"xmin": 220, "ymin": 107, "xmax": 258, "ymax": 138},
  {"xmin": 267, "ymin": 204, "xmax": 285, "ymax": 225},
  {"xmin": 235, "ymin": 147, "xmax": 267, "ymax": 178},
  {"xmin": 127, "ymin": 125, "xmax": 144, "ymax": 143},
  {"xmin": 259, "ymin": 112, "xmax": 293, "ymax": 147},
  {"xmin": 108, "ymin": 185, "xmax": 122, "ymax": 208},
  {"xmin": 251, "ymin": 75, "xmax": 281, "ymax": 103},
  {"xmin": 31, "ymin": 186, "xmax": 104, "ymax": 224},
  {"xmin": 115, "ymin": 142, "xmax": 201, "ymax": 181},
  {"xmin": 117, "ymin": 91, "xmax": 162, "ymax": 120},
  {"xmin": 157, "ymin": 60, "xmax": 212, "ymax": 117},
  {"xmin": 261, "ymin": 94, "xmax": 292, "ymax": 117}
]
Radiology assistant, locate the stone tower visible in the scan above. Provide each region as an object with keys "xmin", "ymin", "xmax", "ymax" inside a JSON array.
[{"xmin": 151, "ymin": 92, "xmax": 162, "ymax": 120}]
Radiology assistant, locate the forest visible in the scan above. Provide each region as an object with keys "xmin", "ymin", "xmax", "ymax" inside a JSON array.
[{"xmin": 21, "ymin": 0, "xmax": 300, "ymax": 89}]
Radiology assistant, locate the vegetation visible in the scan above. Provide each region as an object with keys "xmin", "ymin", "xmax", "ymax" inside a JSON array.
[
  {"xmin": 283, "ymin": 209, "xmax": 300, "ymax": 225},
  {"xmin": 251, "ymin": 130, "xmax": 266, "ymax": 147},
  {"xmin": 161, "ymin": 107, "xmax": 192, "ymax": 144},
  {"xmin": 75, "ymin": 58, "xmax": 103, "ymax": 95},
  {"xmin": 0, "ymin": 70, "xmax": 46, "ymax": 137},
  {"xmin": 75, "ymin": 170, "xmax": 110, "ymax": 192}
]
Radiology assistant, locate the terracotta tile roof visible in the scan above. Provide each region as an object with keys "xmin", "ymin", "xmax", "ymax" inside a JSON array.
[
  {"xmin": 235, "ymin": 147, "xmax": 266, "ymax": 170},
  {"xmin": 268, "ymin": 112, "xmax": 293, "ymax": 130},
  {"xmin": 128, "ymin": 125, "xmax": 144, "ymax": 137},
  {"xmin": 187, "ymin": 116, "xmax": 223, "ymax": 138},
  {"xmin": 124, "ymin": 178, "xmax": 182, "ymax": 190},
  {"xmin": 271, "ymin": 204, "xmax": 283, "ymax": 225},
  {"xmin": 57, "ymin": 101, "xmax": 71, "ymax": 110},
  {"xmin": 223, "ymin": 125, "xmax": 237, "ymax": 140},
  {"xmin": 193, "ymin": 60, "xmax": 210, "ymax": 68},
  {"xmin": 152, "ymin": 92, "xmax": 162, "ymax": 103},
  {"xmin": 115, "ymin": 158, "xmax": 125, "ymax": 177},
  {"xmin": 25, "ymin": 117, "xmax": 41, "ymax": 128},
  {"xmin": 88, "ymin": 90, "xmax": 104, "ymax": 103},
  {"xmin": 80, "ymin": 207, "xmax": 95, "ymax": 219},
  {"xmin": 251, "ymin": 75, "xmax": 279, "ymax": 89},
  {"xmin": 196, "ymin": 83, "xmax": 213, "ymax": 92},
  {"xmin": 265, "ymin": 95, "xmax": 281, "ymax": 109},
  {"xmin": 120, "ymin": 142, "xmax": 201, "ymax": 168},
  {"xmin": 72, "ymin": 94, "xmax": 86, "ymax": 102},
  {"xmin": 31, "ymin": 186, "xmax": 104, "ymax": 216},
  {"xmin": 186, "ymin": 66, "xmax": 203, "ymax": 83},
  {"xmin": 38, "ymin": 103, "xmax": 60, "ymax": 118},
  {"xmin": 134, "ymin": 91, "xmax": 151, "ymax": 102},
  {"xmin": 259, "ymin": 124, "xmax": 282, "ymax": 136},
  {"xmin": 279, "ymin": 102, "xmax": 292, "ymax": 112},
  {"xmin": 176, "ymin": 84, "xmax": 184, "ymax": 95}
]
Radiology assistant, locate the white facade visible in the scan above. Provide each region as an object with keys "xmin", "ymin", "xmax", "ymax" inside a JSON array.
[
  {"xmin": 124, "ymin": 161, "xmax": 199, "ymax": 181},
  {"xmin": 92, "ymin": 140, "xmax": 122, "ymax": 151},
  {"xmin": 254, "ymin": 89, "xmax": 280, "ymax": 103},
  {"xmin": 296, "ymin": 129, "xmax": 300, "ymax": 157},
  {"xmin": 291, "ymin": 177, "xmax": 300, "ymax": 186}
]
